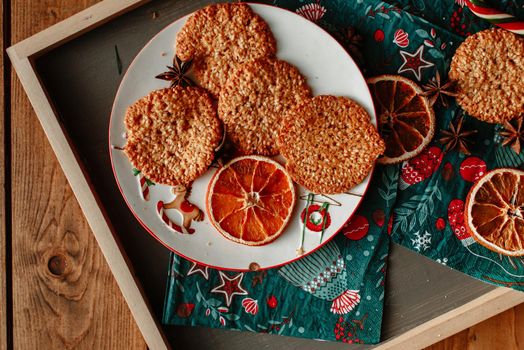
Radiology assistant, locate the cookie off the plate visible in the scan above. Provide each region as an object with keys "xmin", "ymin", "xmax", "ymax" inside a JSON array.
[
  {"xmin": 278, "ymin": 96, "xmax": 385, "ymax": 194},
  {"xmin": 124, "ymin": 86, "xmax": 222, "ymax": 186},
  {"xmin": 449, "ymin": 27, "xmax": 524, "ymax": 124},
  {"xmin": 219, "ymin": 57, "xmax": 311, "ymax": 156}
]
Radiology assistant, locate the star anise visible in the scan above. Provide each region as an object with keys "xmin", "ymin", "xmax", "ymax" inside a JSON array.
[
  {"xmin": 500, "ymin": 116, "xmax": 523, "ymax": 154},
  {"xmin": 439, "ymin": 113, "xmax": 477, "ymax": 155},
  {"xmin": 155, "ymin": 55, "xmax": 194, "ymax": 87},
  {"xmin": 421, "ymin": 71, "xmax": 458, "ymax": 107}
]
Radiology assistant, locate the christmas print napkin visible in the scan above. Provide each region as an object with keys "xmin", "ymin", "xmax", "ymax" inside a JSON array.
[
  {"xmin": 163, "ymin": 164, "xmax": 392, "ymax": 344},
  {"xmin": 163, "ymin": 0, "xmax": 524, "ymax": 345}
]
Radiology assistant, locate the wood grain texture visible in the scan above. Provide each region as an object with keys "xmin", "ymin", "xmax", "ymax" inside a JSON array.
[
  {"xmin": 6, "ymin": 0, "xmax": 524, "ymax": 349},
  {"xmin": 426, "ymin": 303, "xmax": 524, "ymax": 350},
  {"xmin": 1, "ymin": 0, "xmax": 8, "ymax": 348},
  {"xmin": 10, "ymin": 1, "xmax": 145, "ymax": 349}
]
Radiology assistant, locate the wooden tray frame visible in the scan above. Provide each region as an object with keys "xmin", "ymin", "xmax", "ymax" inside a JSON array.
[{"xmin": 7, "ymin": 1, "xmax": 524, "ymax": 349}]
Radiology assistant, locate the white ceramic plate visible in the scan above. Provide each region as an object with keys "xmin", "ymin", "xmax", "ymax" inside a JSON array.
[{"xmin": 109, "ymin": 4, "xmax": 376, "ymax": 271}]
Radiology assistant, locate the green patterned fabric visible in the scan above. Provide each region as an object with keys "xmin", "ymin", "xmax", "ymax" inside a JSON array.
[
  {"xmin": 163, "ymin": 0, "xmax": 524, "ymax": 344},
  {"xmin": 163, "ymin": 167, "xmax": 392, "ymax": 344}
]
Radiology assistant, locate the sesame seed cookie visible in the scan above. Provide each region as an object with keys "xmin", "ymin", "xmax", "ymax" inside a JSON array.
[
  {"xmin": 124, "ymin": 86, "xmax": 222, "ymax": 186},
  {"xmin": 218, "ymin": 58, "xmax": 311, "ymax": 156},
  {"xmin": 278, "ymin": 96, "xmax": 385, "ymax": 194},
  {"xmin": 176, "ymin": 3, "xmax": 277, "ymax": 97},
  {"xmin": 449, "ymin": 28, "xmax": 524, "ymax": 124}
]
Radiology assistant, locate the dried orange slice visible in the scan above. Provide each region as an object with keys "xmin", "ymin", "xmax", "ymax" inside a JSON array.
[
  {"xmin": 465, "ymin": 168, "xmax": 524, "ymax": 256},
  {"xmin": 367, "ymin": 75, "xmax": 435, "ymax": 164},
  {"xmin": 206, "ymin": 156, "xmax": 295, "ymax": 246}
]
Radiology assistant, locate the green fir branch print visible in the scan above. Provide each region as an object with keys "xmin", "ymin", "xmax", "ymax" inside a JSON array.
[
  {"xmin": 378, "ymin": 166, "xmax": 399, "ymax": 207},
  {"xmin": 393, "ymin": 182, "xmax": 442, "ymax": 234}
]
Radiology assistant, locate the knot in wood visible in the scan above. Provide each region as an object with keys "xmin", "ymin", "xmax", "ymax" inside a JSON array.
[{"xmin": 47, "ymin": 254, "xmax": 68, "ymax": 276}]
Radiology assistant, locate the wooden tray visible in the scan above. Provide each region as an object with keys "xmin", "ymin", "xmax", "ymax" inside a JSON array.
[{"xmin": 7, "ymin": 0, "xmax": 524, "ymax": 349}]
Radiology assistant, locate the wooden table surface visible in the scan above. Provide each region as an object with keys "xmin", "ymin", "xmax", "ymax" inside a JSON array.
[{"xmin": 2, "ymin": 0, "xmax": 523, "ymax": 349}]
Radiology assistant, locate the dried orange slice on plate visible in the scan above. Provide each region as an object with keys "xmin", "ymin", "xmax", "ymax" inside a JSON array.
[
  {"xmin": 206, "ymin": 156, "xmax": 295, "ymax": 246},
  {"xmin": 367, "ymin": 75, "xmax": 435, "ymax": 164},
  {"xmin": 465, "ymin": 168, "xmax": 524, "ymax": 256}
]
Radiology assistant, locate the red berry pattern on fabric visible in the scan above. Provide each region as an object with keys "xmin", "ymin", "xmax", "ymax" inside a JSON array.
[
  {"xmin": 267, "ymin": 295, "xmax": 278, "ymax": 309},
  {"xmin": 435, "ymin": 217, "xmax": 446, "ymax": 231},
  {"xmin": 459, "ymin": 156, "xmax": 487, "ymax": 182},
  {"xmin": 374, "ymin": 29, "xmax": 385, "ymax": 42},
  {"xmin": 342, "ymin": 215, "xmax": 370, "ymax": 240}
]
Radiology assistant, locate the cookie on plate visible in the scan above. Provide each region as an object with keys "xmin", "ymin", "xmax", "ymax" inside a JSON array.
[
  {"xmin": 278, "ymin": 96, "xmax": 385, "ymax": 194},
  {"xmin": 449, "ymin": 28, "xmax": 524, "ymax": 124},
  {"xmin": 176, "ymin": 3, "xmax": 277, "ymax": 97},
  {"xmin": 219, "ymin": 58, "xmax": 311, "ymax": 156},
  {"xmin": 124, "ymin": 86, "xmax": 222, "ymax": 186}
]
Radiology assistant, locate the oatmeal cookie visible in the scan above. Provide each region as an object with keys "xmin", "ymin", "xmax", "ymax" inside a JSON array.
[
  {"xmin": 278, "ymin": 96, "xmax": 385, "ymax": 194},
  {"xmin": 219, "ymin": 58, "xmax": 311, "ymax": 155},
  {"xmin": 124, "ymin": 86, "xmax": 222, "ymax": 186},
  {"xmin": 176, "ymin": 3, "xmax": 276, "ymax": 97},
  {"xmin": 449, "ymin": 28, "xmax": 524, "ymax": 123}
]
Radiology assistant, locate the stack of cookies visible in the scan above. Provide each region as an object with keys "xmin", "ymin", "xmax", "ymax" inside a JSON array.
[{"xmin": 124, "ymin": 3, "xmax": 384, "ymax": 195}]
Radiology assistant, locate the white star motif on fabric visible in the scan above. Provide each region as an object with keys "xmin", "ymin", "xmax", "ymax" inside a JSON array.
[
  {"xmin": 211, "ymin": 272, "xmax": 248, "ymax": 306},
  {"xmin": 187, "ymin": 261, "xmax": 209, "ymax": 280},
  {"xmin": 398, "ymin": 45, "xmax": 434, "ymax": 81}
]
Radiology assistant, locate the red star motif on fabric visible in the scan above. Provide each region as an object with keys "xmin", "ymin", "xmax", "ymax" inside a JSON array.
[
  {"xmin": 187, "ymin": 261, "xmax": 209, "ymax": 280},
  {"xmin": 211, "ymin": 272, "xmax": 248, "ymax": 306},
  {"xmin": 398, "ymin": 45, "xmax": 434, "ymax": 81}
]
